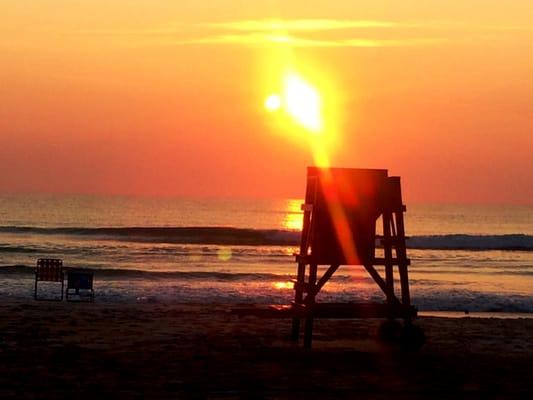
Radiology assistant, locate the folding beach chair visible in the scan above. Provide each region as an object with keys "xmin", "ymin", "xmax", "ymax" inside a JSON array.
[
  {"xmin": 66, "ymin": 269, "xmax": 95, "ymax": 302},
  {"xmin": 34, "ymin": 258, "xmax": 64, "ymax": 301}
]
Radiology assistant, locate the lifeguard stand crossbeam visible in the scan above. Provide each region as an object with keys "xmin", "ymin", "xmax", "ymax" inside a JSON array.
[{"xmin": 291, "ymin": 167, "xmax": 417, "ymax": 348}]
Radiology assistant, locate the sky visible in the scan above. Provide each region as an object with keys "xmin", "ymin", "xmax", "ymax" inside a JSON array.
[{"xmin": 1, "ymin": 0, "xmax": 532, "ymax": 203}]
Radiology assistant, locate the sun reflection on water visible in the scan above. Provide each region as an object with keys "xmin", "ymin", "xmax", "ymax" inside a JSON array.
[
  {"xmin": 217, "ymin": 247, "xmax": 232, "ymax": 261},
  {"xmin": 282, "ymin": 199, "xmax": 304, "ymax": 231},
  {"xmin": 273, "ymin": 281, "xmax": 294, "ymax": 290}
]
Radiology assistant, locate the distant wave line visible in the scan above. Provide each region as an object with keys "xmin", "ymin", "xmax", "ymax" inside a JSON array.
[
  {"xmin": 0, "ymin": 226, "xmax": 299, "ymax": 246},
  {"xmin": 0, "ymin": 265, "xmax": 294, "ymax": 281},
  {"xmin": 0, "ymin": 226, "xmax": 532, "ymax": 251}
]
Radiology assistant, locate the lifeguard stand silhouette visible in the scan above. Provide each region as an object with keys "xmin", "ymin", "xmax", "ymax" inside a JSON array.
[{"xmin": 291, "ymin": 167, "xmax": 418, "ymax": 348}]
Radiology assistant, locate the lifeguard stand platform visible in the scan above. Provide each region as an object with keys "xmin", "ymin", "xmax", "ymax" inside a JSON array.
[{"xmin": 290, "ymin": 167, "xmax": 418, "ymax": 347}]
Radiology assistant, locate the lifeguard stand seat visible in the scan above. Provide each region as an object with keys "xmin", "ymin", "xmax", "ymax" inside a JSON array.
[
  {"xmin": 291, "ymin": 167, "xmax": 417, "ymax": 347},
  {"xmin": 34, "ymin": 258, "xmax": 64, "ymax": 301}
]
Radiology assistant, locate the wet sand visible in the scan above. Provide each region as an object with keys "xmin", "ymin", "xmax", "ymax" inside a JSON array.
[{"xmin": 0, "ymin": 301, "xmax": 532, "ymax": 399}]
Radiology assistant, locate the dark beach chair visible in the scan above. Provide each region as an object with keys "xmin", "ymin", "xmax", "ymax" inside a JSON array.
[
  {"xmin": 66, "ymin": 269, "xmax": 95, "ymax": 302},
  {"xmin": 34, "ymin": 258, "xmax": 64, "ymax": 301}
]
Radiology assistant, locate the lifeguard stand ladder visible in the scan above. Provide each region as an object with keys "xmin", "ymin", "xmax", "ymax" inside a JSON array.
[{"xmin": 291, "ymin": 167, "xmax": 418, "ymax": 348}]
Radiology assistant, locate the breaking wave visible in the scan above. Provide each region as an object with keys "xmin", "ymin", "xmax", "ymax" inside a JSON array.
[{"xmin": 0, "ymin": 226, "xmax": 531, "ymax": 251}]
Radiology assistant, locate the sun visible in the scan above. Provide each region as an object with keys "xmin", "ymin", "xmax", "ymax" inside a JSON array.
[
  {"xmin": 264, "ymin": 73, "xmax": 322, "ymax": 133},
  {"xmin": 283, "ymin": 73, "xmax": 322, "ymax": 133},
  {"xmin": 264, "ymin": 94, "xmax": 282, "ymax": 111},
  {"xmin": 263, "ymin": 69, "xmax": 333, "ymax": 167}
]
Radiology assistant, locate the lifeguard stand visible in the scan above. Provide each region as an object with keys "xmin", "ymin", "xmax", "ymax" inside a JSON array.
[{"xmin": 291, "ymin": 167, "xmax": 419, "ymax": 348}]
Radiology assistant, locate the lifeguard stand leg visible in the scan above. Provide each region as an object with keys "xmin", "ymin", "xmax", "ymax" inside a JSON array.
[
  {"xmin": 394, "ymin": 210, "xmax": 411, "ymax": 307},
  {"xmin": 291, "ymin": 261, "xmax": 307, "ymax": 341},
  {"xmin": 382, "ymin": 211, "xmax": 395, "ymax": 311},
  {"xmin": 303, "ymin": 263, "xmax": 318, "ymax": 348}
]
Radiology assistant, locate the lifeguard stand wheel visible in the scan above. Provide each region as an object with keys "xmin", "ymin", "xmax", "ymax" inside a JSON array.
[{"xmin": 291, "ymin": 167, "xmax": 422, "ymax": 348}]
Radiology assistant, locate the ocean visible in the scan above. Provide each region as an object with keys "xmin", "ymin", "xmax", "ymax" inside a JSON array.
[{"xmin": 0, "ymin": 195, "xmax": 532, "ymax": 313}]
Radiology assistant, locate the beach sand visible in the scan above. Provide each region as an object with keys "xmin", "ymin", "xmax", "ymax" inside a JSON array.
[{"xmin": 0, "ymin": 301, "xmax": 532, "ymax": 399}]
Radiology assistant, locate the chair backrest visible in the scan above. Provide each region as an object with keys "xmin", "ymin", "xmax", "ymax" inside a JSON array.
[
  {"xmin": 36, "ymin": 258, "xmax": 63, "ymax": 282},
  {"xmin": 67, "ymin": 270, "xmax": 93, "ymax": 290}
]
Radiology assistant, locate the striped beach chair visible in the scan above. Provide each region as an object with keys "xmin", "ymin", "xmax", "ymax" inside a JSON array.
[{"xmin": 34, "ymin": 258, "xmax": 64, "ymax": 300}]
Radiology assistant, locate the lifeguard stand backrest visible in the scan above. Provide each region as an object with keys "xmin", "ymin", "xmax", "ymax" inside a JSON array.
[{"xmin": 305, "ymin": 167, "xmax": 391, "ymax": 265}]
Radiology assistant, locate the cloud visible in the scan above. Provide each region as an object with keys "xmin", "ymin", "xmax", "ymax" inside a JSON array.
[
  {"xmin": 67, "ymin": 18, "xmax": 531, "ymax": 48},
  {"xmin": 202, "ymin": 19, "xmax": 403, "ymax": 31},
  {"xmin": 176, "ymin": 33, "xmax": 444, "ymax": 48},
  {"xmin": 70, "ymin": 19, "xmax": 403, "ymax": 37}
]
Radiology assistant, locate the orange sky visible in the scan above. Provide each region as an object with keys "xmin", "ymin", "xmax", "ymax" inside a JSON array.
[{"xmin": 1, "ymin": 1, "xmax": 532, "ymax": 203}]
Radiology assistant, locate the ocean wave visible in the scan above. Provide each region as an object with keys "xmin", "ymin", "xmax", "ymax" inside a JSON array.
[
  {"xmin": 0, "ymin": 265, "xmax": 292, "ymax": 281},
  {"xmin": 0, "ymin": 226, "xmax": 532, "ymax": 251},
  {"xmin": 408, "ymin": 234, "xmax": 533, "ymax": 251},
  {"xmin": 0, "ymin": 226, "xmax": 300, "ymax": 246},
  {"xmin": 0, "ymin": 245, "xmax": 42, "ymax": 254}
]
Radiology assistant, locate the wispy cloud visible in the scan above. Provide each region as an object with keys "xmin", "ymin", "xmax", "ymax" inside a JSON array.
[
  {"xmin": 67, "ymin": 18, "xmax": 532, "ymax": 49},
  {"xmin": 202, "ymin": 19, "xmax": 403, "ymax": 31},
  {"xmin": 176, "ymin": 33, "xmax": 444, "ymax": 48},
  {"xmin": 70, "ymin": 19, "xmax": 403, "ymax": 37},
  {"xmin": 205, "ymin": 19, "xmax": 533, "ymax": 33}
]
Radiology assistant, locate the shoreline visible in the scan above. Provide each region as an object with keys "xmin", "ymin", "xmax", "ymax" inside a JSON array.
[
  {"xmin": 3, "ymin": 289, "xmax": 533, "ymax": 318},
  {"xmin": 2, "ymin": 272, "xmax": 533, "ymax": 316},
  {"xmin": 418, "ymin": 310, "xmax": 533, "ymax": 319}
]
